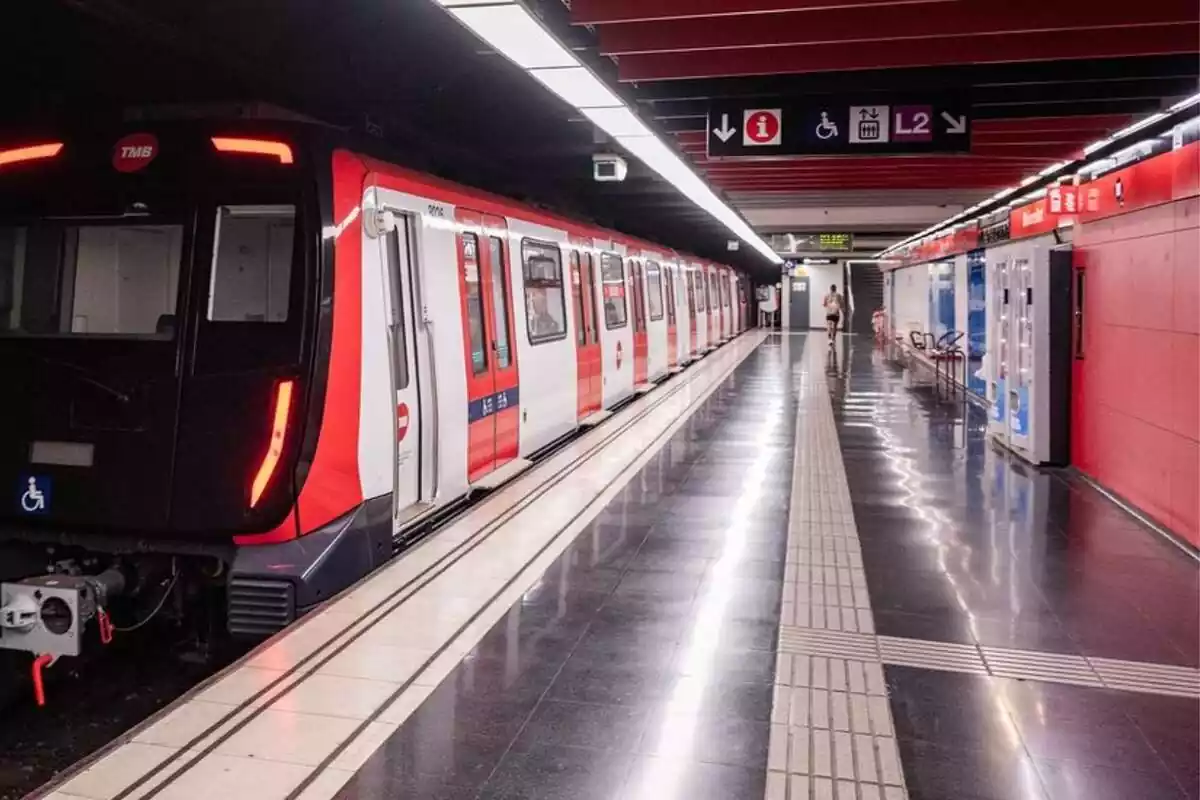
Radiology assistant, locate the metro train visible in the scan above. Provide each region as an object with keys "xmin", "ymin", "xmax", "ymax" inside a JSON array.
[{"xmin": 0, "ymin": 111, "xmax": 750, "ymax": 659}]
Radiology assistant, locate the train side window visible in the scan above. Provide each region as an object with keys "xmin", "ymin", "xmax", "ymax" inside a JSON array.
[
  {"xmin": 664, "ymin": 267, "xmax": 676, "ymax": 324},
  {"xmin": 208, "ymin": 205, "xmax": 295, "ymax": 322},
  {"xmin": 630, "ymin": 260, "xmax": 646, "ymax": 333},
  {"xmin": 646, "ymin": 260, "xmax": 664, "ymax": 321},
  {"xmin": 461, "ymin": 234, "xmax": 488, "ymax": 374},
  {"xmin": 600, "ymin": 253, "xmax": 627, "ymax": 329},
  {"xmin": 385, "ymin": 228, "xmax": 410, "ymax": 389},
  {"xmin": 694, "ymin": 272, "xmax": 706, "ymax": 311},
  {"xmin": 488, "ymin": 236, "xmax": 513, "ymax": 367},
  {"xmin": 521, "ymin": 239, "xmax": 567, "ymax": 344},
  {"xmin": 570, "ymin": 251, "xmax": 587, "ymax": 345},
  {"xmin": 586, "ymin": 253, "xmax": 601, "ymax": 344}
]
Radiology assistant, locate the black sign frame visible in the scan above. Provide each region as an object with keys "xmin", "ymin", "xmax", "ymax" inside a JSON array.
[{"xmin": 707, "ymin": 96, "xmax": 972, "ymax": 158}]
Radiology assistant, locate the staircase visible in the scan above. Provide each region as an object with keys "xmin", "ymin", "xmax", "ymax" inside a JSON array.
[{"xmin": 848, "ymin": 262, "xmax": 885, "ymax": 335}]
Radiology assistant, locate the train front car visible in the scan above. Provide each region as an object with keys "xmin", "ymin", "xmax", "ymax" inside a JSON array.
[{"xmin": 0, "ymin": 121, "xmax": 325, "ymax": 664}]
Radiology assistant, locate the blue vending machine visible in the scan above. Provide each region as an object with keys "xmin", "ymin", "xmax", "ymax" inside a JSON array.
[
  {"xmin": 928, "ymin": 261, "xmax": 955, "ymax": 342},
  {"xmin": 966, "ymin": 249, "xmax": 986, "ymax": 396}
]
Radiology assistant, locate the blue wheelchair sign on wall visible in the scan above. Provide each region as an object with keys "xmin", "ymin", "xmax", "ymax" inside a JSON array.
[{"xmin": 18, "ymin": 475, "xmax": 50, "ymax": 514}]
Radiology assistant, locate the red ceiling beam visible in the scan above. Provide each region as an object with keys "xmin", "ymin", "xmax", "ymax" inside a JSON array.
[
  {"xmin": 703, "ymin": 169, "xmax": 1029, "ymax": 179},
  {"xmin": 711, "ymin": 178, "xmax": 1011, "ymax": 186},
  {"xmin": 616, "ymin": 25, "xmax": 1199, "ymax": 81},
  {"xmin": 597, "ymin": 0, "xmax": 1197, "ymax": 55},
  {"xmin": 971, "ymin": 131, "xmax": 1097, "ymax": 145},
  {"xmin": 710, "ymin": 179, "xmax": 1014, "ymax": 189},
  {"xmin": 970, "ymin": 143, "xmax": 1082, "ymax": 158},
  {"xmin": 570, "ymin": 0, "xmax": 951, "ymax": 26}
]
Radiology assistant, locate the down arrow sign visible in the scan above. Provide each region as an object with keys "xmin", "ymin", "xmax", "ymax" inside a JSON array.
[
  {"xmin": 941, "ymin": 112, "xmax": 967, "ymax": 135},
  {"xmin": 712, "ymin": 113, "xmax": 737, "ymax": 143}
]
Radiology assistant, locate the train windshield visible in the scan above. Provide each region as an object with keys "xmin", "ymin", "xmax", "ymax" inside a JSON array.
[
  {"xmin": 1, "ymin": 218, "xmax": 187, "ymax": 338},
  {"xmin": 0, "ymin": 126, "xmax": 310, "ymax": 534}
]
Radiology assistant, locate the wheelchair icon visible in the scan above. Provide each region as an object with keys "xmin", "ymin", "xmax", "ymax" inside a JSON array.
[
  {"xmin": 20, "ymin": 476, "xmax": 48, "ymax": 514},
  {"xmin": 815, "ymin": 112, "xmax": 839, "ymax": 140}
]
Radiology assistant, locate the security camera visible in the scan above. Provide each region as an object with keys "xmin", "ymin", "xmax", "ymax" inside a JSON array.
[{"xmin": 593, "ymin": 153, "xmax": 628, "ymax": 183}]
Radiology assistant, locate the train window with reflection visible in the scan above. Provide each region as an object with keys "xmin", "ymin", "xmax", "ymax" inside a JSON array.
[
  {"xmin": 208, "ymin": 205, "xmax": 295, "ymax": 323},
  {"xmin": 693, "ymin": 271, "xmax": 706, "ymax": 311},
  {"xmin": 521, "ymin": 239, "xmax": 567, "ymax": 344},
  {"xmin": 460, "ymin": 234, "xmax": 488, "ymax": 374},
  {"xmin": 488, "ymin": 236, "xmax": 513, "ymax": 367},
  {"xmin": 0, "ymin": 220, "xmax": 184, "ymax": 337},
  {"xmin": 600, "ymin": 253, "xmax": 627, "ymax": 329},
  {"xmin": 646, "ymin": 260, "xmax": 664, "ymax": 321}
]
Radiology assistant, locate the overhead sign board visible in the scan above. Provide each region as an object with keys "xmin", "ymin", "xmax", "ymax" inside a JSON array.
[
  {"xmin": 707, "ymin": 97, "xmax": 970, "ymax": 158},
  {"xmin": 768, "ymin": 233, "xmax": 854, "ymax": 253}
]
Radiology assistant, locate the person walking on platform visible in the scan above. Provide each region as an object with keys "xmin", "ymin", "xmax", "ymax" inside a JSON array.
[{"xmin": 823, "ymin": 284, "xmax": 844, "ymax": 344}]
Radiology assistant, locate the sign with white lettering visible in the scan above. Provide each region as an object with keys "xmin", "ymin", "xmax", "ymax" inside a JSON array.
[{"xmin": 706, "ymin": 97, "xmax": 969, "ymax": 158}]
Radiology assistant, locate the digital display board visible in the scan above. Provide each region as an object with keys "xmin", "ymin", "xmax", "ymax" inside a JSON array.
[
  {"xmin": 770, "ymin": 233, "xmax": 854, "ymax": 253},
  {"xmin": 817, "ymin": 233, "xmax": 853, "ymax": 251}
]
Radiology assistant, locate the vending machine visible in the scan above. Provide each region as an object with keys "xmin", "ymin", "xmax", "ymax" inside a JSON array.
[{"xmin": 983, "ymin": 237, "xmax": 1073, "ymax": 465}]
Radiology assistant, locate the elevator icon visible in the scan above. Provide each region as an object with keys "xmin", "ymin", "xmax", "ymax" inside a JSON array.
[{"xmin": 848, "ymin": 105, "xmax": 890, "ymax": 143}]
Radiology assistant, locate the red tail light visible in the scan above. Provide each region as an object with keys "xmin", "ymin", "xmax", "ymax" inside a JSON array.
[
  {"xmin": 211, "ymin": 137, "xmax": 294, "ymax": 165},
  {"xmin": 250, "ymin": 380, "xmax": 295, "ymax": 508},
  {"xmin": 0, "ymin": 142, "xmax": 63, "ymax": 169}
]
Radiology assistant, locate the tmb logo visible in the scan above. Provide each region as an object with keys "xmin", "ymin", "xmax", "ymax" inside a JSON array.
[{"xmin": 112, "ymin": 133, "xmax": 159, "ymax": 173}]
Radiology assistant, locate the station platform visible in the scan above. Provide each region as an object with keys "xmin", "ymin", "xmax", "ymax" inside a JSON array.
[{"xmin": 41, "ymin": 334, "xmax": 1198, "ymax": 800}]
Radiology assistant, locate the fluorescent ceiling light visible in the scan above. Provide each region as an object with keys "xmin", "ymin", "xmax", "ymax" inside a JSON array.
[
  {"xmin": 1109, "ymin": 112, "xmax": 1167, "ymax": 141},
  {"xmin": 530, "ymin": 67, "xmax": 622, "ymax": 109},
  {"xmin": 583, "ymin": 107, "xmax": 652, "ymax": 138},
  {"xmin": 1170, "ymin": 93, "xmax": 1200, "ymax": 112},
  {"xmin": 1038, "ymin": 161, "xmax": 1070, "ymax": 177},
  {"xmin": 435, "ymin": 0, "xmax": 780, "ymax": 265},
  {"xmin": 1013, "ymin": 188, "xmax": 1046, "ymax": 205},
  {"xmin": 450, "ymin": 4, "xmax": 575, "ymax": 69},
  {"xmin": 1082, "ymin": 137, "xmax": 1114, "ymax": 156}
]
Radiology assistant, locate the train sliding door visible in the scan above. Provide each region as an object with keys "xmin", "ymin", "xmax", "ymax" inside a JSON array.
[
  {"xmin": 664, "ymin": 265, "xmax": 678, "ymax": 369},
  {"xmin": 380, "ymin": 218, "xmax": 425, "ymax": 515},
  {"xmin": 629, "ymin": 258, "xmax": 649, "ymax": 386},
  {"xmin": 456, "ymin": 209, "xmax": 519, "ymax": 483},
  {"xmin": 570, "ymin": 246, "xmax": 602, "ymax": 419}
]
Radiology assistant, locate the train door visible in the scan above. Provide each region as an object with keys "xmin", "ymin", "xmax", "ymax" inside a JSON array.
[
  {"xmin": 707, "ymin": 267, "xmax": 719, "ymax": 344},
  {"xmin": 629, "ymin": 258, "xmax": 649, "ymax": 386},
  {"xmin": 456, "ymin": 210, "xmax": 519, "ymax": 483},
  {"xmin": 720, "ymin": 273, "xmax": 729, "ymax": 340},
  {"xmin": 664, "ymin": 265, "xmax": 678, "ymax": 369},
  {"xmin": 379, "ymin": 218, "xmax": 426, "ymax": 515},
  {"xmin": 569, "ymin": 245, "xmax": 602, "ymax": 419},
  {"xmin": 688, "ymin": 267, "xmax": 702, "ymax": 355}
]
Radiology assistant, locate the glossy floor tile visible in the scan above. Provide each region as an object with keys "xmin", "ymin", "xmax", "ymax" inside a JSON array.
[
  {"xmin": 827, "ymin": 336, "xmax": 1199, "ymax": 800},
  {"xmin": 333, "ymin": 339, "xmax": 798, "ymax": 800},
  {"xmin": 888, "ymin": 665, "xmax": 1198, "ymax": 800},
  {"xmin": 828, "ymin": 338, "xmax": 1199, "ymax": 667}
]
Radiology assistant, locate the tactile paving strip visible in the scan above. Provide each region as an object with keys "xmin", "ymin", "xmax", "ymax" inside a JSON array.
[{"xmin": 765, "ymin": 338, "xmax": 908, "ymax": 800}]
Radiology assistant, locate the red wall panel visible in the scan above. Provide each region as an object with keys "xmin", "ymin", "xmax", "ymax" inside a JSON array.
[{"xmin": 1073, "ymin": 187, "xmax": 1200, "ymax": 547}]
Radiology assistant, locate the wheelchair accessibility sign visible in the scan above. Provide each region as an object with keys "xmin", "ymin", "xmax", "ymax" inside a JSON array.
[{"xmin": 18, "ymin": 475, "xmax": 50, "ymax": 514}]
